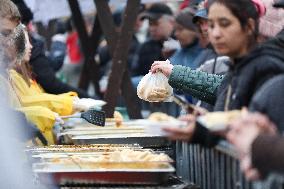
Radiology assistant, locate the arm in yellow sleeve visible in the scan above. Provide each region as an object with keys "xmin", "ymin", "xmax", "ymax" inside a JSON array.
[
  {"xmin": 9, "ymin": 69, "xmax": 78, "ymax": 116},
  {"xmin": 20, "ymin": 93, "xmax": 75, "ymax": 116},
  {"xmin": 17, "ymin": 106, "xmax": 57, "ymax": 145}
]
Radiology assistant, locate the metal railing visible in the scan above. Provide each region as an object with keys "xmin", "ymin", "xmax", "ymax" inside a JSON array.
[{"xmin": 175, "ymin": 141, "xmax": 284, "ymax": 189}]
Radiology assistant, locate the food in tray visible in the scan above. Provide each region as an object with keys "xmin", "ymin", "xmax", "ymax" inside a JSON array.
[
  {"xmin": 105, "ymin": 111, "xmax": 124, "ymax": 127},
  {"xmin": 198, "ymin": 110, "xmax": 241, "ymax": 131},
  {"xmin": 27, "ymin": 144, "xmax": 140, "ymax": 153},
  {"xmin": 108, "ymin": 149, "xmax": 170, "ymax": 162},
  {"xmin": 148, "ymin": 112, "xmax": 177, "ymax": 122},
  {"xmin": 49, "ymin": 149, "xmax": 170, "ymax": 163},
  {"xmin": 43, "ymin": 149, "xmax": 172, "ymax": 169}
]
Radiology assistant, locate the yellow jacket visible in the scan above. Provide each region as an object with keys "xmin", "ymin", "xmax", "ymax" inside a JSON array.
[
  {"xmin": 3, "ymin": 70, "xmax": 78, "ymax": 144},
  {"xmin": 9, "ymin": 69, "xmax": 77, "ymax": 116},
  {"xmin": 0, "ymin": 74, "xmax": 56, "ymax": 144}
]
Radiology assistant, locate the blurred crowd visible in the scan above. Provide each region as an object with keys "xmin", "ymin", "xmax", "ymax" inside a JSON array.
[{"xmin": 0, "ymin": 0, "xmax": 284, "ymax": 187}]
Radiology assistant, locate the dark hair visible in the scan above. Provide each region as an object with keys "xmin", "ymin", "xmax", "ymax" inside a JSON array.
[
  {"xmin": 65, "ymin": 19, "xmax": 74, "ymax": 32},
  {"xmin": 55, "ymin": 20, "xmax": 67, "ymax": 34},
  {"xmin": 208, "ymin": 0, "xmax": 260, "ymax": 47}
]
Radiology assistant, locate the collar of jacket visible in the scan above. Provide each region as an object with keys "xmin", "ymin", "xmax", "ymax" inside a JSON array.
[{"xmin": 227, "ymin": 55, "xmax": 247, "ymax": 71}]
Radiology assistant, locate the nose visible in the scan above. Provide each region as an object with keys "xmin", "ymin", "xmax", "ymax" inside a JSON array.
[
  {"xmin": 211, "ymin": 25, "xmax": 221, "ymax": 39},
  {"xmin": 29, "ymin": 42, "xmax": 33, "ymax": 50},
  {"xmin": 201, "ymin": 23, "xmax": 208, "ymax": 32}
]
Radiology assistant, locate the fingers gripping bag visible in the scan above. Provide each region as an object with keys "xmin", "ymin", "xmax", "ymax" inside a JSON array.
[{"xmin": 137, "ymin": 72, "xmax": 173, "ymax": 102}]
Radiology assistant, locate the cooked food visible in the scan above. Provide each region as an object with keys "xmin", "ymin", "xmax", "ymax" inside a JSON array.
[
  {"xmin": 45, "ymin": 149, "xmax": 171, "ymax": 170},
  {"xmin": 201, "ymin": 110, "xmax": 241, "ymax": 129},
  {"xmin": 137, "ymin": 72, "xmax": 173, "ymax": 102},
  {"xmin": 27, "ymin": 144, "xmax": 136, "ymax": 153},
  {"xmin": 148, "ymin": 112, "xmax": 176, "ymax": 122},
  {"xmin": 106, "ymin": 111, "xmax": 124, "ymax": 127}
]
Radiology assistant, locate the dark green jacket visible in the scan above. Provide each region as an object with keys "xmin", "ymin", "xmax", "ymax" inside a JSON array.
[{"xmin": 168, "ymin": 65, "xmax": 224, "ymax": 105}]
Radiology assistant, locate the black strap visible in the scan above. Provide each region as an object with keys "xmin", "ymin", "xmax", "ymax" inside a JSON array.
[{"xmin": 212, "ymin": 56, "xmax": 218, "ymax": 74}]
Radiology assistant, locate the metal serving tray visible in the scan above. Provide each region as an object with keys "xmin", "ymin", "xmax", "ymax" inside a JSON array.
[
  {"xmin": 67, "ymin": 134, "xmax": 171, "ymax": 148},
  {"xmin": 58, "ymin": 120, "xmax": 172, "ymax": 148},
  {"xmin": 27, "ymin": 144, "xmax": 142, "ymax": 154},
  {"xmin": 33, "ymin": 163, "xmax": 175, "ymax": 185}
]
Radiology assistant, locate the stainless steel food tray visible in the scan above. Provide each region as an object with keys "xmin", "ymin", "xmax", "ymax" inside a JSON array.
[
  {"xmin": 65, "ymin": 134, "xmax": 171, "ymax": 148},
  {"xmin": 33, "ymin": 163, "xmax": 175, "ymax": 185},
  {"xmin": 27, "ymin": 144, "xmax": 142, "ymax": 153}
]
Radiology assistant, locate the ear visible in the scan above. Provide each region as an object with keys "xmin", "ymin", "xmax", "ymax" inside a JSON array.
[{"xmin": 246, "ymin": 18, "xmax": 256, "ymax": 36}]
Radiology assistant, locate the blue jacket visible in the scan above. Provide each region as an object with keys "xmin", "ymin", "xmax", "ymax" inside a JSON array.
[{"xmin": 170, "ymin": 40, "xmax": 203, "ymax": 69}]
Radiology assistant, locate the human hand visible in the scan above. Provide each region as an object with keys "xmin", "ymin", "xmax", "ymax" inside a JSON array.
[
  {"xmin": 227, "ymin": 112, "xmax": 277, "ymax": 180},
  {"xmin": 54, "ymin": 112, "xmax": 64, "ymax": 125},
  {"xmin": 192, "ymin": 106, "xmax": 208, "ymax": 116},
  {"xmin": 178, "ymin": 114, "xmax": 196, "ymax": 122},
  {"xmin": 150, "ymin": 59, "xmax": 173, "ymax": 77},
  {"xmin": 163, "ymin": 115, "xmax": 196, "ymax": 142},
  {"xmin": 227, "ymin": 112, "xmax": 277, "ymax": 157}
]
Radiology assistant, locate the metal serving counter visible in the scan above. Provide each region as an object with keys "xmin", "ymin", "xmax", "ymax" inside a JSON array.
[{"xmin": 57, "ymin": 119, "xmax": 173, "ymax": 149}]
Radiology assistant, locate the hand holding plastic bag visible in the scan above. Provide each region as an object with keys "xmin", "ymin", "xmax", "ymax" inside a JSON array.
[{"xmin": 137, "ymin": 72, "xmax": 173, "ymax": 102}]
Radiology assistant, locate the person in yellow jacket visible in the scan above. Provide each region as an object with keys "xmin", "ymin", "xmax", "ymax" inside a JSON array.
[
  {"xmin": 18, "ymin": 27, "xmax": 99, "ymax": 144},
  {"xmin": 1, "ymin": 22, "xmax": 90, "ymax": 144},
  {"xmin": 0, "ymin": 23, "xmax": 66, "ymax": 144}
]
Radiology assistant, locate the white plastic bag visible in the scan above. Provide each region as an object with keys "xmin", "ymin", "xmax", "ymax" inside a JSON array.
[{"xmin": 137, "ymin": 72, "xmax": 173, "ymax": 102}]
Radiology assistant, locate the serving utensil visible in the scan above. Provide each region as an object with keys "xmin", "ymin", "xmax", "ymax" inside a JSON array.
[{"xmin": 61, "ymin": 109, "xmax": 105, "ymax": 126}]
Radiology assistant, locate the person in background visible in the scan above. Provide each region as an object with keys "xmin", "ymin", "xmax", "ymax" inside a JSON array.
[
  {"xmin": 1, "ymin": 0, "xmax": 100, "ymax": 145},
  {"xmin": 168, "ymin": 8, "xmax": 204, "ymax": 104},
  {"xmin": 179, "ymin": 0, "xmax": 203, "ymax": 10},
  {"xmin": 152, "ymin": 0, "xmax": 284, "ymax": 147},
  {"xmin": 131, "ymin": 3, "xmax": 175, "ymax": 88},
  {"xmin": 61, "ymin": 18, "xmax": 84, "ymax": 88},
  {"xmin": 179, "ymin": 0, "xmax": 190, "ymax": 10},
  {"xmin": 48, "ymin": 20, "xmax": 67, "ymax": 72},
  {"xmin": 191, "ymin": 0, "xmax": 229, "ymax": 72},
  {"xmin": 0, "ymin": 3, "xmax": 54, "ymax": 186},
  {"xmin": 193, "ymin": 1, "xmax": 209, "ymax": 48},
  {"xmin": 227, "ymin": 0, "xmax": 284, "ymax": 180},
  {"xmin": 9, "ymin": 27, "xmax": 101, "ymax": 144},
  {"xmin": 229, "ymin": 112, "xmax": 284, "ymax": 180},
  {"xmin": 151, "ymin": 0, "xmax": 229, "ymax": 111},
  {"xmin": 170, "ymin": 8, "xmax": 203, "ymax": 69},
  {"xmin": 12, "ymin": 0, "xmax": 92, "ymax": 98},
  {"xmin": 228, "ymin": 76, "xmax": 284, "ymax": 181},
  {"xmin": 0, "ymin": 0, "xmax": 50, "ymax": 144},
  {"xmin": 98, "ymin": 6, "xmax": 144, "ymax": 78}
]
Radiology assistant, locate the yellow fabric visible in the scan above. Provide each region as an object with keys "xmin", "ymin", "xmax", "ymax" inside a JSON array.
[
  {"xmin": 0, "ymin": 75, "xmax": 56, "ymax": 144},
  {"xmin": 17, "ymin": 106, "xmax": 56, "ymax": 144},
  {"xmin": 0, "ymin": 75, "xmax": 21, "ymax": 108},
  {"xmin": 9, "ymin": 69, "xmax": 77, "ymax": 116}
]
